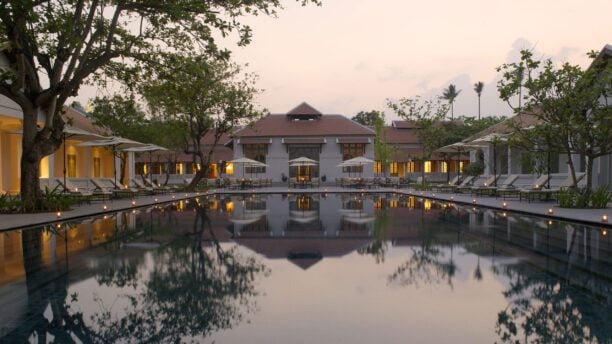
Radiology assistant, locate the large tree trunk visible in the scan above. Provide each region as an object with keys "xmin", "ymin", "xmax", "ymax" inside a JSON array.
[{"xmin": 20, "ymin": 107, "xmax": 63, "ymax": 210}]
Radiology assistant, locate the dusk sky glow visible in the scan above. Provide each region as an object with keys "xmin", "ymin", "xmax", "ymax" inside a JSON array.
[{"xmin": 78, "ymin": 0, "xmax": 612, "ymax": 121}]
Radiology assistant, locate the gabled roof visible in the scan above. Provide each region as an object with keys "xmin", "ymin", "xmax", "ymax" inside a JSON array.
[
  {"xmin": 465, "ymin": 112, "xmax": 541, "ymax": 142},
  {"xmin": 380, "ymin": 126, "xmax": 420, "ymax": 144},
  {"xmin": 234, "ymin": 103, "xmax": 375, "ymax": 137},
  {"xmin": 392, "ymin": 120, "xmax": 418, "ymax": 129},
  {"xmin": 287, "ymin": 102, "xmax": 322, "ymax": 116}
]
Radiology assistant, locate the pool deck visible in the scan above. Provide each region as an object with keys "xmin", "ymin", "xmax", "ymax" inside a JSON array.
[{"xmin": 0, "ymin": 186, "xmax": 610, "ymax": 231}]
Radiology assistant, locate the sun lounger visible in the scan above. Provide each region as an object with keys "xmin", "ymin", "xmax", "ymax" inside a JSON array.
[
  {"xmin": 57, "ymin": 178, "xmax": 110, "ymax": 202},
  {"xmin": 519, "ymin": 173, "xmax": 585, "ymax": 202},
  {"xmin": 431, "ymin": 175, "xmax": 461, "ymax": 192},
  {"xmin": 92, "ymin": 178, "xmax": 136, "ymax": 198},
  {"xmin": 471, "ymin": 174, "xmax": 516, "ymax": 196},
  {"xmin": 498, "ymin": 174, "xmax": 550, "ymax": 200},
  {"xmin": 453, "ymin": 175, "xmax": 478, "ymax": 193}
]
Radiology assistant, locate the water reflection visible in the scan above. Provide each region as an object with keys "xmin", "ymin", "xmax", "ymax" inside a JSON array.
[{"xmin": 0, "ymin": 193, "xmax": 610, "ymax": 343}]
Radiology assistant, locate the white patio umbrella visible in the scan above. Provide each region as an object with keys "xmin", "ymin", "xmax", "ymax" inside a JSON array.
[
  {"xmin": 62, "ymin": 126, "xmax": 108, "ymax": 191},
  {"xmin": 228, "ymin": 157, "xmax": 262, "ymax": 178},
  {"xmin": 77, "ymin": 137, "xmax": 147, "ymax": 188},
  {"xmin": 436, "ymin": 141, "xmax": 477, "ymax": 181},
  {"xmin": 289, "ymin": 157, "xmax": 318, "ymax": 181},
  {"xmin": 468, "ymin": 133, "xmax": 508, "ymax": 186},
  {"xmin": 123, "ymin": 144, "xmax": 168, "ymax": 179},
  {"xmin": 338, "ymin": 156, "xmax": 374, "ymax": 178}
]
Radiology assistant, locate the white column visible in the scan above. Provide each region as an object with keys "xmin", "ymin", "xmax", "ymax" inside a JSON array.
[{"xmin": 128, "ymin": 151, "xmax": 135, "ymax": 182}]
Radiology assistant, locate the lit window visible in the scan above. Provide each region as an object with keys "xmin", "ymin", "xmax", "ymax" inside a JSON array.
[
  {"xmin": 406, "ymin": 162, "xmax": 416, "ymax": 173},
  {"xmin": 176, "ymin": 163, "xmax": 183, "ymax": 174},
  {"xmin": 225, "ymin": 163, "xmax": 234, "ymax": 175},
  {"xmin": 390, "ymin": 162, "xmax": 398, "ymax": 175},
  {"xmin": 459, "ymin": 161, "xmax": 464, "ymax": 172},
  {"xmin": 441, "ymin": 161, "xmax": 447, "ymax": 173},
  {"xmin": 424, "ymin": 161, "xmax": 432, "ymax": 173},
  {"xmin": 374, "ymin": 162, "xmax": 383, "ymax": 173}
]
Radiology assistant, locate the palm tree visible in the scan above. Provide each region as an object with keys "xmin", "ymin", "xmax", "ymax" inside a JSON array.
[
  {"xmin": 442, "ymin": 84, "xmax": 461, "ymax": 120},
  {"xmin": 473, "ymin": 81, "xmax": 484, "ymax": 120}
]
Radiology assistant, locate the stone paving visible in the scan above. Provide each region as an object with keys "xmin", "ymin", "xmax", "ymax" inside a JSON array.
[{"xmin": 1, "ymin": 186, "xmax": 610, "ymax": 231}]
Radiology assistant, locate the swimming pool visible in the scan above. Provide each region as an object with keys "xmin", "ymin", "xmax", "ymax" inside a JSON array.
[{"xmin": 0, "ymin": 193, "xmax": 610, "ymax": 343}]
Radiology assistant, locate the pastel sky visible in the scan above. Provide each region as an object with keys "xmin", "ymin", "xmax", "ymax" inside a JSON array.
[{"xmin": 79, "ymin": 0, "xmax": 612, "ymax": 121}]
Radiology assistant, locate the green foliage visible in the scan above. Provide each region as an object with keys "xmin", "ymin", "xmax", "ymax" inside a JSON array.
[
  {"xmin": 557, "ymin": 187, "xmax": 610, "ymax": 209},
  {"xmin": 463, "ymin": 162, "xmax": 485, "ymax": 176},
  {"xmin": 387, "ymin": 96, "xmax": 449, "ymax": 161},
  {"xmin": 589, "ymin": 186, "xmax": 611, "ymax": 209},
  {"xmin": 352, "ymin": 110, "xmax": 385, "ymax": 126},
  {"xmin": 0, "ymin": 193, "xmax": 21, "ymax": 213},
  {"xmin": 497, "ymin": 48, "xmax": 612, "ymax": 191},
  {"xmin": 0, "ymin": 187, "xmax": 74, "ymax": 213},
  {"xmin": 441, "ymin": 84, "xmax": 461, "ymax": 119},
  {"xmin": 374, "ymin": 117, "xmax": 393, "ymax": 176}
]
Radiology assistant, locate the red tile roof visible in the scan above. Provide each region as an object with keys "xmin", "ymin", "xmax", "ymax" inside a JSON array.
[
  {"xmin": 287, "ymin": 102, "xmax": 322, "ymax": 116},
  {"xmin": 234, "ymin": 114, "xmax": 374, "ymax": 137},
  {"xmin": 380, "ymin": 126, "xmax": 420, "ymax": 144},
  {"xmin": 466, "ymin": 112, "xmax": 541, "ymax": 142}
]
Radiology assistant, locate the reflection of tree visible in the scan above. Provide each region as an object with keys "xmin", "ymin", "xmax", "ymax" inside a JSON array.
[
  {"xmin": 358, "ymin": 207, "xmax": 389, "ymax": 263},
  {"xmin": 3, "ymin": 203, "xmax": 268, "ymax": 343},
  {"xmin": 493, "ymin": 262, "xmax": 611, "ymax": 344},
  {"xmin": 89, "ymin": 202, "xmax": 269, "ymax": 343},
  {"xmin": 388, "ymin": 220, "xmax": 458, "ymax": 288}
]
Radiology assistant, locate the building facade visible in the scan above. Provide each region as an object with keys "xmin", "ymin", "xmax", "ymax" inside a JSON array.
[{"xmin": 231, "ymin": 102, "xmax": 376, "ymax": 182}]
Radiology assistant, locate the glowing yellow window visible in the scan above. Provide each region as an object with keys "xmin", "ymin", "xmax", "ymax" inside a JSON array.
[
  {"xmin": 390, "ymin": 162, "xmax": 398, "ymax": 175},
  {"xmin": 424, "ymin": 161, "xmax": 432, "ymax": 173},
  {"xmin": 175, "ymin": 163, "xmax": 183, "ymax": 174},
  {"xmin": 374, "ymin": 162, "xmax": 382, "ymax": 173},
  {"xmin": 459, "ymin": 161, "xmax": 464, "ymax": 172},
  {"xmin": 441, "ymin": 161, "xmax": 448, "ymax": 173},
  {"xmin": 225, "ymin": 162, "xmax": 234, "ymax": 175},
  {"xmin": 406, "ymin": 162, "xmax": 415, "ymax": 173}
]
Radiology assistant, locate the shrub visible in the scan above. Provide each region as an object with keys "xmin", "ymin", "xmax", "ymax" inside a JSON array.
[
  {"xmin": 590, "ymin": 186, "xmax": 611, "ymax": 209},
  {"xmin": 557, "ymin": 189, "xmax": 575, "ymax": 208},
  {"xmin": 463, "ymin": 162, "xmax": 485, "ymax": 177}
]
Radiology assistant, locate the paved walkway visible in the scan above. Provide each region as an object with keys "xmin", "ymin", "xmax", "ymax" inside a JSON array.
[{"xmin": 1, "ymin": 186, "xmax": 610, "ymax": 231}]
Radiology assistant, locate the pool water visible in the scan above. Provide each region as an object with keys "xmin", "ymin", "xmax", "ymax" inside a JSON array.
[{"xmin": 0, "ymin": 193, "xmax": 610, "ymax": 343}]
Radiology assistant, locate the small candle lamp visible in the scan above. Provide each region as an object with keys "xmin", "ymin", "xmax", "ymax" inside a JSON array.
[
  {"xmin": 103, "ymin": 205, "xmax": 108, "ymax": 211},
  {"xmin": 502, "ymin": 202, "xmax": 507, "ymax": 209},
  {"xmin": 131, "ymin": 200, "xmax": 136, "ymax": 206},
  {"xmin": 548, "ymin": 208, "xmax": 553, "ymax": 215},
  {"xmin": 56, "ymin": 211, "xmax": 61, "ymax": 218},
  {"xmin": 602, "ymin": 214, "xmax": 608, "ymax": 223},
  {"xmin": 472, "ymin": 199, "xmax": 476, "ymax": 205}
]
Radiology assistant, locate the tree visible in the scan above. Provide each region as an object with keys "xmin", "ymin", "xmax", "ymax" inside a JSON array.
[
  {"xmin": 497, "ymin": 49, "xmax": 612, "ymax": 191},
  {"xmin": 351, "ymin": 110, "xmax": 385, "ymax": 126},
  {"xmin": 442, "ymin": 84, "xmax": 461, "ymax": 120},
  {"xmin": 143, "ymin": 56, "xmax": 262, "ymax": 191},
  {"xmin": 387, "ymin": 96, "xmax": 449, "ymax": 181},
  {"xmin": 0, "ymin": 0, "xmax": 320, "ymax": 209},
  {"xmin": 373, "ymin": 117, "xmax": 393, "ymax": 177},
  {"xmin": 473, "ymin": 81, "xmax": 484, "ymax": 119}
]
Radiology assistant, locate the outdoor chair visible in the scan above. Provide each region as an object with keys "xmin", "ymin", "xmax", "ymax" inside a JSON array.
[
  {"xmin": 92, "ymin": 178, "xmax": 137, "ymax": 198},
  {"xmin": 143, "ymin": 177, "xmax": 172, "ymax": 193},
  {"xmin": 311, "ymin": 177, "xmax": 320, "ymax": 188},
  {"xmin": 519, "ymin": 173, "xmax": 584, "ymax": 203},
  {"xmin": 470, "ymin": 175, "xmax": 502, "ymax": 196},
  {"xmin": 499, "ymin": 174, "xmax": 550, "ymax": 200},
  {"xmin": 131, "ymin": 178, "xmax": 156, "ymax": 195},
  {"xmin": 453, "ymin": 175, "xmax": 480, "ymax": 193},
  {"xmin": 58, "ymin": 178, "xmax": 110, "ymax": 202},
  {"xmin": 431, "ymin": 175, "xmax": 461, "ymax": 192}
]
